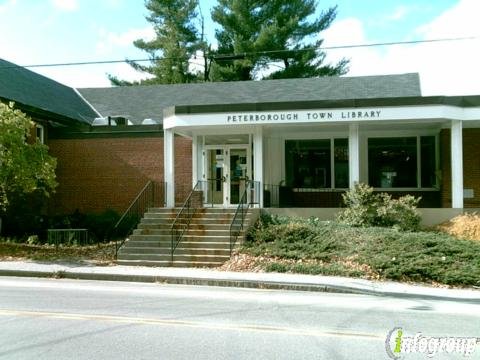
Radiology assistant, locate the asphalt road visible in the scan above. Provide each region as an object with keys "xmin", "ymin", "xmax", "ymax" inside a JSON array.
[{"xmin": 0, "ymin": 277, "xmax": 478, "ymax": 360}]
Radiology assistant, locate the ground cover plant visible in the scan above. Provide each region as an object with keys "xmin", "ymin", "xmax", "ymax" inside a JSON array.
[{"xmin": 240, "ymin": 213, "xmax": 480, "ymax": 287}]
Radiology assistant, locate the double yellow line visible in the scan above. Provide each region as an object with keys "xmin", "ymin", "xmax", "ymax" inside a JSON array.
[{"xmin": 0, "ymin": 308, "xmax": 382, "ymax": 340}]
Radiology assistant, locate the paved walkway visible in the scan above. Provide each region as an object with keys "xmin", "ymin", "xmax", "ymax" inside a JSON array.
[{"xmin": 0, "ymin": 260, "xmax": 479, "ymax": 302}]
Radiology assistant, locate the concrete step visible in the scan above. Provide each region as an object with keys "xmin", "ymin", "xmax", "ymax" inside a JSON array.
[
  {"xmin": 147, "ymin": 208, "xmax": 179, "ymax": 213},
  {"xmin": 118, "ymin": 247, "xmax": 231, "ymax": 256},
  {"xmin": 148, "ymin": 207, "xmax": 238, "ymax": 214},
  {"xmin": 143, "ymin": 213, "xmax": 177, "ymax": 220},
  {"xmin": 117, "ymin": 206, "xmax": 253, "ymax": 268},
  {"xmin": 116, "ymin": 259, "xmax": 223, "ymax": 268},
  {"xmin": 133, "ymin": 229, "xmax": 233, "ymax": 236},
  {"xmin": 143, "ymin": 218, "xmax": 243, "ymax": 225},
  {"xmin": 138, "ymin": 223, "xmax": 233, "ymax": 230},
  {"xmin": 120, "ymin": 240, "xmax": 233, "ymax": 249},
  {"xmin": 118, "ymin": 253, "xmax": 230, "ymax": 262},
  {"xmin": 123, "ymin": 237, "xmax": 233, "ymax": 246}
]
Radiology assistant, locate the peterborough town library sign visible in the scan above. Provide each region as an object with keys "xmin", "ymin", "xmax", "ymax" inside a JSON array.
[{"xmin": 226, "ymin": 109, "xmax": 383, "ymax": 124}]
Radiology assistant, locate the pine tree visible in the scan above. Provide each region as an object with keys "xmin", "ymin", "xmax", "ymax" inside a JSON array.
[
  {"xmin": 109, "ymin": 0, "xmax": 201, "ymax": 85},
  {"xmin": 211, "ymin": 0, "xmax": 348, "ymax": 81}
]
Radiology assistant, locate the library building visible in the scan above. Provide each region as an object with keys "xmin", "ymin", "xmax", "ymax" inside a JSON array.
[{"xmin": 2, "ymin": 58, "xmax": 480, "ymax": 222}]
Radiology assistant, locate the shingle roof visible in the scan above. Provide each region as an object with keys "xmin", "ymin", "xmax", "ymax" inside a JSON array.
[
  {"xmin": 0, "ymin": 58, "xmax": 98, "ymax": 124},
  {"xmin": 79, "ymin": 73, "xmax": 421, "ymax": 125}
]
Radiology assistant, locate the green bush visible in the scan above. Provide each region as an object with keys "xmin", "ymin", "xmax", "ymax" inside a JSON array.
[
  {"xmin": 336, "ymin": 183, "xmax": 421, "ymax": 231},
  {"xmin": 244, "ymin": 213, "xmax": 480, "ymax": 286}
]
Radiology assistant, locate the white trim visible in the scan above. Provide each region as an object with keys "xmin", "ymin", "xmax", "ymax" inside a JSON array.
[
  {"xmin": 163, "ymin": 105, "xmax": 480, "ymax": 130},
  {"xmin": 192, "ymin": 135, "xmax": 198, "ymax": 187},
  {"xmin": 416, "ymin": 136, "xmax": 421, "ymax": 189},
  {"xmin": 253, "ymin": 126, "xmax": 264, "ymax": 207},
  {"xmin": 164, "ymin": 129, "xmax": 175, "ymax": 208},
  {"xmin": 35, "ymin": 124, "xmax": 45, "ymax": 144},
  {"xmin": 73, "ymin": 88, "xmax": 103, "ymax": 117},
  {"xmin": 348, "ymin": 123, "xmax": 360, "ymax": 187},
  {"xmin": 451, "ymin": 120, "xmax": 464, "ymax": 208}
]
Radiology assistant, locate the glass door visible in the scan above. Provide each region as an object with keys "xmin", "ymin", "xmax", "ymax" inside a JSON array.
[
  {"xmin": 206, "ymin": 148, "xmax": 226, "ymax": 206},
  {"xmin": 229, "ymin": 148, "xmax": 248, "ymax": 205},
  {"xmin": 203, "ymin": 144, "xmax": 251, "ymax": 207}
]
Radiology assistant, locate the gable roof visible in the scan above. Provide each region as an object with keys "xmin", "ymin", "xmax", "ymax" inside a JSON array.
[
  {"xmin": 0, "ymin": 58, "xmax": 98, "ymax": 124},
  {"xmin": 79, "ymin": 73, "xmax": 422, "ymax": 125}
]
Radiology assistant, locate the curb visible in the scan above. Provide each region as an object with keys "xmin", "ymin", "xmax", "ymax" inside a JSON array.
[
  {"xmin": 0, "ymin": 269, "xmax": 369, "ymax": 295},
  {"xmin": 1, "ymin": 269, "xmax": 479, "ymax": 303}
]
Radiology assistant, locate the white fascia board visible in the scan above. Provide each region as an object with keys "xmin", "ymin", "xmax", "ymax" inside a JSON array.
[{"xmin": 163, "ymin": 105, "xmax": 480, "ymax": 130}]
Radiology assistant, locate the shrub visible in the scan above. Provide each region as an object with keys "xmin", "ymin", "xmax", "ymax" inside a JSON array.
[
  {"xmin": 376, "ymin": 193, "xmax": 421, "ymax": 231},
  {"xmin": 336, "ymin": 183, "xmax": 379, "ymax": 227},
  {"xmin": 336, "ymin": 183, "xmax": 421, "ymax": 231},
  {"xmin": 46, "ymin": 209, "xmax": 120, "ymax": 243}
]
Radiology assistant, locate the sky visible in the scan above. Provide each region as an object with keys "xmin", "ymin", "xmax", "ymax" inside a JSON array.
[{"xmin": 0, "ymin": 0, "xmax": 479, "ymax": 95}]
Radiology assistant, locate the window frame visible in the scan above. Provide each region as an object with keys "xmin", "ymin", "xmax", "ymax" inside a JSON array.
[
  {"xmin": 284, "ymin": 137, "xmax": 350, "ymax": 190},
  {"xmin": 366, "ymin": 133, "xmax": 439, "ymax": 190},
  {"xmin": 35, "ymin": 124, "xmax": 45, "ymax": 144}
]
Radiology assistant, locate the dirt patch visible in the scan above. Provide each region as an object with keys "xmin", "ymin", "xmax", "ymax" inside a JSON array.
[
  {"xmin": 436, "ymin": 213, "xmax": 480, "ymax": 241},
  {"xmin": 0, "ymin": 242, "xmax": 116, "ymax": 265}
]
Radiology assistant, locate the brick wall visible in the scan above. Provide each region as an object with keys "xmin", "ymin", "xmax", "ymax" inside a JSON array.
[
  {"xmin": 47, "ymin": 135, "xmax": 192, "ymax": 215},
  {"xmin": 441, "ymin": 128, "xmax": 480, "ymax": 208}
]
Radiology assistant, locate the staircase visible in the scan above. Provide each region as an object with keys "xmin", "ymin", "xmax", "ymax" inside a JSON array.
[{"xmin": 117, "ymin": 207, "xmax": 253, "ymax": 267}]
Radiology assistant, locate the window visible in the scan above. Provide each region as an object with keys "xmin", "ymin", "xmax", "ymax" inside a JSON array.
[
  {"xmin": 36, "ymin": 124, "xmax": 44, "ymax": 144},
  {"xmin": 334, "ymin": 139, "xmax": 349, "ymax": 188},
  {"xmin": 421, "ymin": 136, "xmax": 436, "ymax": 187},
  {"xmin": 368, "ymin": 136, "xmax": 436, "ymax": 188},
  {"xmin": 285, "ymin": 139, "xmax": 349, "ymax": 189}
]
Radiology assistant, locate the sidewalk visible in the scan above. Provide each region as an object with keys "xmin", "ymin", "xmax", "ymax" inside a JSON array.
[{"xmin": 0, "ymin": 260, "xmax": 479, "ymax": 302}]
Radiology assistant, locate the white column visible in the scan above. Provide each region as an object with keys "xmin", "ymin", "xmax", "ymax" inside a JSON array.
[
  {"xmin": 164, "ymin": 128, "xmax": 175, "ymax": 208},
  {"xmin": 253, "ymin": 126, "xmax": 264, "ymax": 207},
  {"xmin": 451, "ymin": 120, "xmax": 464, "ymax": 208},
  {"xmin": 192, "ymin": 135, "xmax": 198, "ymax": 187},
  {"xmin": 348, "ymin": 123, "xmax": 360, "ymax": 187}
]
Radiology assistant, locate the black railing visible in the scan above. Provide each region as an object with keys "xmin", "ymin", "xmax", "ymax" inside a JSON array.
[
  {"xmin": 113, "ymin": 180, "xmax": 166, "ymax": 257},
  {"xmin": 171, "ymin": 180, "xmax": 204, "ymax": 261},
  {"xmin": 229, "ymin": 181, "xmax": 259, "ymax": 255},
  {"xmin": 262, "ymin": 184, "xmax": 346, "ymax": 208},
  {"xmin": 262, "ymin": 184, "xmax": 441, "ymax": 208}
]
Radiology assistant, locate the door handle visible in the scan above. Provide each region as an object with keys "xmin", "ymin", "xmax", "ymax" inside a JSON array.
[{"xmin": 222, "ymin": 176, "xmax": 227, "ymax": 182}]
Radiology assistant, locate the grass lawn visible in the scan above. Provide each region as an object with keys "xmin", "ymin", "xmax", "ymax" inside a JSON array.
[
  {"xmin": 0, "ymin": 240, "xmax": 115, "ymax": 264},
  {"xmin": 240, "ymin": 215, "xmax": 480, "ymax": 287}
]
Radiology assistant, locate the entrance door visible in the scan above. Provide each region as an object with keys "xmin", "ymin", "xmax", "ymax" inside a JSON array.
[
  {"xmin": 229, "ymin": 148, "xmax": 248, "ymax": 205},
  {"xmin": 204, "ymin": 145, "xmax": 250, "ymax": 207},
  {"xmin": 205, "ymin": 148, "xmax": 226, "ymax": 206}
]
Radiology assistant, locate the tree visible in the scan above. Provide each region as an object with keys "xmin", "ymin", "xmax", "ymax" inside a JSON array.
[
  {"xmin": 109, "ymin": 0, "xmax": 201, "ymax": 85},
  {"xmin": 210, "ymin": 0, "xmax": 349, "ymax": 81},
  {"xmin": 0, "ymin": 102, "xmax": 57, "ymax": 212}
]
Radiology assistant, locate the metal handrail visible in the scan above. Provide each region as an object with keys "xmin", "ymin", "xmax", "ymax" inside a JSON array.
[
  {"xmin": 113, "ymin": 180, "xmax": 166, "ymax": 257},
  {"xmin": 229, "ymin": 181, "xmax": 259, "ymax": 255},
  {"xmin": 171, "ymin": 180, "xmax": 203, "ymax": 261}
]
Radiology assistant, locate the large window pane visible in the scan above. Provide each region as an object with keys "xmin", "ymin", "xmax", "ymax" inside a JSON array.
[
  {"xmin": 334, "ymin": 138, "xmax": 349, "ymax": 188},
  {"xmin": 368, "ymin": 137, "xmax": 417, "ymax": 188},
  {"xmin": 421, "ymin": 136, "xmax": 436, "ymax": 187},
  {"xmin": 285, "ymin": 140, "xmax": 331, "ymax": 188}
]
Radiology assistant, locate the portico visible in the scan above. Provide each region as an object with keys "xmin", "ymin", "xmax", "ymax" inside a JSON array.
[{"xmin": 163, "ymin": 98, "xmax": 480, "ymax": 210}]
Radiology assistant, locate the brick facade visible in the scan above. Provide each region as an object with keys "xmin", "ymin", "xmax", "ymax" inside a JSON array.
[
  {"xmin": 47, "ymin": 135, "xmax": 192, "ymax": 215},
  {"xmin": 46, "ymin": 128, "xmax": 480, "ymax": 213},
  {"xmin": 441, "ymin": 128, "xmax": 480, "ymax": 208}
]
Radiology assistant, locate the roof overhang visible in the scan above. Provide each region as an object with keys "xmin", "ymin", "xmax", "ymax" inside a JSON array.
[{"xmin": 164, "ymin": 96, "xmax": 480, "ymax": 133}]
